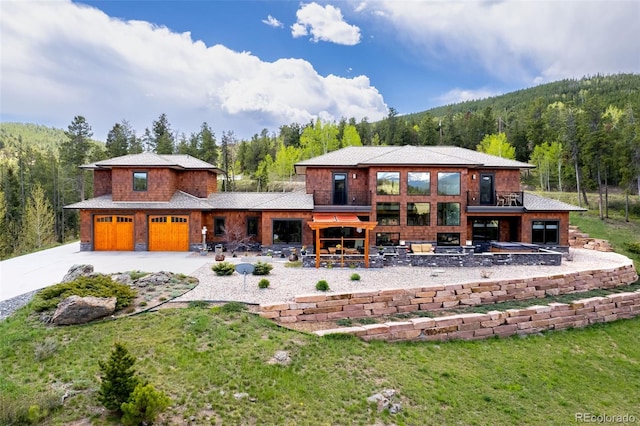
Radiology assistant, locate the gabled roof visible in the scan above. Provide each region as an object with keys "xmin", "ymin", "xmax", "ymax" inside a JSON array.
[
  {"xmin": 81, "ymin": 152, "xmax": 223, "ymax": 173},
  {"xmin": 64, "ymin": 191, "xmax": 213, "ymax": 210},
  {"xmin": 522, "ymin": 193, "xmax": 587, "ymax": 212},
  {"xmin": 207, "ymin": 192, "xmax": 314, "ymax": 210},
  {"xmin": 295, "ymin": 145, "xmax": 533, "ymax": 173}
]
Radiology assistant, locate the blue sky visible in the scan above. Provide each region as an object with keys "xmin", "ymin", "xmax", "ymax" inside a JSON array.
[{"xmin": 1, "ymin": 1, "xmax": 639, "ymax": 141}]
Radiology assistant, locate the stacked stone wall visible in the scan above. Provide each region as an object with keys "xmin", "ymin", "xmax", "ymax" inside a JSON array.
[
  {"xmin": 312, "ymin": 289, "xmax": 640, "ymax": 342},
  {"xmin": 259, "ymin": 265, "xmax": 638, "ymax": 327}
]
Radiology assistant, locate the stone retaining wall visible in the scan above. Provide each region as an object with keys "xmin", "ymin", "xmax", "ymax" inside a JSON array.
[
  {"xmin": 259, "ymin": 264, "xmax": 638, "ymax": 325},
  {"xmin": 313, "ymin": 290, "xmax": 640, "ymax": 342}
]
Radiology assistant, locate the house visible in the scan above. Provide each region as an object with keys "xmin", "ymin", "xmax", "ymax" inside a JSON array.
[
  {"xmin": 295, "ymin": 145, "xmax": 585, "ymax": 253},
  {"xmin": 65, "ymin": 152, "xmax": 314, "ymax": 252},
  {"xmin": 66, "ymin": 146, "xmax": 584, "ymax": 260}
]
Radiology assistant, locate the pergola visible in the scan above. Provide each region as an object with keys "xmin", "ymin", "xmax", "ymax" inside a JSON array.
[{"xmin": 307, "ymin": 213, "xmax": 378, "ymax": 268}]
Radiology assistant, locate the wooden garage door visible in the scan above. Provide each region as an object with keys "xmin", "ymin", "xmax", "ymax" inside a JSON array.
[
  {"xmin": 94, "ymin": 215, "xmax": 134, "ymax": 251},
  {"xmin": 148, "ymin": 215, "xmax": 189, "ymax": 251}
]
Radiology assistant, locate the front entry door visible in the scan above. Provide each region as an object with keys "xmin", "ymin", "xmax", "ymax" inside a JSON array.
[
  {"xmin": 333, "ymin": 173, "xmax": 347, "ymax": 205},
  {"xmin": 479, "ymin": 173, "xmax": 495, "ymax": 205}
]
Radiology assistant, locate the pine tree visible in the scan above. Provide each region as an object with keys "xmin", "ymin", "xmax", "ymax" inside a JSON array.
[
  {"xmin": 61, "ymin": 116, "xmax": 93, "ymax": 201},
  {"xmin": 19, "ymin": 184, "xmax": 55, "ymax": 252},
  {"xmin": 98, "ymin": 343, "xmax": 141, "ymax": 412},
  {"xmin": 152, "ymin": 113, "xmax": 175, "ymax": 154},
  {"xmin": 199, "ymin": 122, "xmax": 218, "ymax": 165}
]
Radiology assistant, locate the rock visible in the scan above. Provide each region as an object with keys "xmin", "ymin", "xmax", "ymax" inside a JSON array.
[
  {"xmin": 111, "ymin": 273, "xmax": 132, "ymax": 285},
  {"xmin": 52, "ymin": 295, "xmax": 116, "ymax": 325},
  {"xmin": 61, "ymin": 264, "xmax": 94, "ymax": 283},
  {"xmin": 233, "ymin": 392, "xmax": 249, "ymax": 400},
  {"xmin": 367, "ymin": 389, "xmax": 400, "ymax": 414},
  {"xmin": 389, "ymin": 403, "xmax": 402, "ymax": 414},
  {"xmin": 268, "ymin": 350, "xmax": 291, "ymax": 365},
  {"xmin": 134, "ymin": 271, "xmax": 173, "ymax": 288}
]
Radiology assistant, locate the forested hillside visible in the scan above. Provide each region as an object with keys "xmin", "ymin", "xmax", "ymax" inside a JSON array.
[{"xmin": 1, "ymin": 74, "xmax": 638, "ymax": 258}]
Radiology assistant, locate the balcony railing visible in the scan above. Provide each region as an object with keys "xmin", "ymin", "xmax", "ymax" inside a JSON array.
[
  {"xmin": 313, "ymin": 190, "xmax": 371, "ymax": 206},
  {"xmin": 467, "ymin": 191, "xmax": 523, "ymax": 207}
]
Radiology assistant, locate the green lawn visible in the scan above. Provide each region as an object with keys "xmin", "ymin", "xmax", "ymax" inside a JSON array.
[{"xmin": 2, "ymin": 303, "xmax": 640, "ymax": 425}]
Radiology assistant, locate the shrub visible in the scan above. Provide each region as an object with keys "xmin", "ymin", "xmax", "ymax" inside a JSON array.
[
  {"xmin": 624, "ymin": 241, "xmax": 640, "ymax": 254},
  {"xmin": 258, "ymin": 279, "xmax": 270, "ymax": 289},
  {"xmin": 34, "ymin": 338, "xmax": 58, "ymax": 361},
  {"xmin": 120, "ymin": 383, "xmax": 170, "ymax": 426},
  {"xmin": 252, "ymin": 261, "xmax": 273, "ymax": 275},
  {"xmin": 32, "ymin": 275, "xmax": 137, "ymax": 312},
  {"xmin": 188, "ymin": 300, "xmax": 209, "ymax": 309},
  {"xmin": 98, "ymin": 343, "xmax": 141, "ymax": 413},
  {"xmin": 350, "ymin": 273, "xmax": 361, "ymax": 281},
  {"xmin": 220, "ymin": 301, "xmax": 247, "ymax": 313},
  {"xmin": 285, "ymin": 260, "xmax": 302, "ymax": 268},
  {"xmin": 316, "ymin": 280, "xmax": 330, "ymax": 291},
  {"xmin": 212, "ymin": 261, "xmax": 235, "ymax": 276},
  {"xmin": 336, "ymin": 318, "xmax": 352, "ymax": 326}
]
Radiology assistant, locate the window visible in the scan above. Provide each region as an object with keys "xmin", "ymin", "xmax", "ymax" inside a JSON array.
[
  {"xmin": 376, "ymin": 172, "xmax": 400, "ymax": 195},
  {"xmin": 133, "ymin": 172, "xmax": 148, "ymax": 191},
  {"xmin": 532, "ymin": 220, "xmax": 559, "ymax": 244},
  {"xmin": 407, "ymin": 202, "xmax": 430, "ymax": 226},
  {"xmin": 407, "ymin": 172, "xmax": 430, "ymax": 195},
  {"xmin": 437, "ymin": 202, "xmax": 460, "ymax": 226},
  {"xmin": 437, "ymin": 172, "xmax": 460, "ymax": 196},
  {"xmin": 376, "ymin": 232, "xmax": 400, "ymax": 246},
  {"xmin": 272, "ymin": 219, "xmax": 302, "ymax": 244},
  {"xmin": 376, "ymin": 202, "xmax": 400, "ymax": 226},
  {"xmin": 214, "ymin": 217, "xmax": 226, "ymax": 236},
  {"xmin": 472, "ymin": 219, "xmax": 499, "ymax": 241},
  {"xmin": 437, "ymin": 233, "xmax": 461, "ymax": 246},
  {"xmin": 247, "ymin": 217, "xmax": 258, "ymax": 236}
]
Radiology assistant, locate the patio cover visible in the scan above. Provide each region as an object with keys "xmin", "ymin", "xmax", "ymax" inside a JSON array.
[{"xmin": 308, "ymin": 214, "xmax": 378, "ymax": 268}]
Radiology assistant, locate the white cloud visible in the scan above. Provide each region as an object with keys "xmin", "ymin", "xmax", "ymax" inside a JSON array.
[
  {"xmin": 291, "ymin": 2, "xmax": 361, "ymax": 45},
  {"xmin": 262, "ymin": 14, "xmax": 283, "ymax": 28},
  {"xmin": 366, "ymin": 1, "xmax": 640, "ymax": 85},
  {"xmin": 0, "ymin": 1, "xmax": 386, "ymax": 140}
]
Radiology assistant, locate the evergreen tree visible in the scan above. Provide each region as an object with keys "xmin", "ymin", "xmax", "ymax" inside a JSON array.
[
  {"xmin": 152, "ymin": 113, "xmax": 175, "ymax": 154},
  {"xmin": 198, "ymin": 122, "xmax": 218, "ymax": 165},
  {"xmin": 19, "ymin": 183, "xmax": 55, "ymax": 252},
  {"xmin": 61, "ymin": 116, "xmax": 93, "ymax": 201},
  {"xmin": 106, "ymin": 121, "xmax": 136, "ymax": 157},
  {"xmin": 220, "ymin": 131, "xmax": 237, "ymax": 191},
  {"xmin": 98, "ymin": 343, "xmax": 141, "ymax": 413}
]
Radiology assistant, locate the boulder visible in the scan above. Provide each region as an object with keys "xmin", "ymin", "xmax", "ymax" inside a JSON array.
[
  {"xmin": 61, "ymin": 264, "xmax": 94, "ymax": 283},
  {"xmin": 134, "ymin": 271, "xmax": 173, "ymax": 288},
  {"xmin": 52, "ymin": 295, "xmax": 116, "ymax": 325},
  {"xmin": 111, "ymin": 273, "xmax": 133, "ymax": 285}
]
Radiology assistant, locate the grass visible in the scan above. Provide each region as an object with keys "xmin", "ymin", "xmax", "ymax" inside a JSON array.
[{"xmin": 1, "ymin": 303, "xmax": 640, "ymax": 425}]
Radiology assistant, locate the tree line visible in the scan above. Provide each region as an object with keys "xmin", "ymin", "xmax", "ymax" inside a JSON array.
[{"xmin": 1, "ymin": 74, "xmax": 638, "ymax": 258}]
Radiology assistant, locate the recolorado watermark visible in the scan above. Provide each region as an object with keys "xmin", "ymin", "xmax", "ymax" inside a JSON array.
[{"xmin": 576, "ymin": 413, "xmax": 637, "ymax": 423}]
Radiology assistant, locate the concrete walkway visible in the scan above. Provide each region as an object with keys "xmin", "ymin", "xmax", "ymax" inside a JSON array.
[{"xmin": 0, "ymin": 242, "xmax": 211, "ymax": 301}]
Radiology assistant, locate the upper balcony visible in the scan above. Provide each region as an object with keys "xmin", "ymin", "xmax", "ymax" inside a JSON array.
[
  {"xmin": 466, "ymin": 191, "xmax": 524, "ymax": 213},
  {"xmin": 312, "ymin": 190, "xmax": 372, "ymax": 212}
]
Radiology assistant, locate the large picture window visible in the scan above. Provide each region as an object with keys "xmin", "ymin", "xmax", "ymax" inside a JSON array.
[
  {"xmin": 407, "ymin": 172, "xmax": 430, "ymax": 195},
  {"xmin": 437, "ymin": 202, "xmax": 460, "ymax": 226},
  {"xmin": 376, "ymin": 172, "xmax": 400, "ymax": 195},
  {"xmin": 133, "ymin": 172, "xmax": 148, "ymax": 191},
  {"xmin": 272, "ymin": 220, "xmax": 302, "ymax": 244},
  {"xmin": 376, "ymin": 232, "xmax": 400, "ymax": 247},
  {"xmin": 532, "ymin": 220, "xmax": 559, "ymax": 244},
  {"xmin": 407, "ymin": 202, "xmax": 430, "ymax": 226},
  {"xmin": 437, "ymin": 172, "xmax": 460, "ymax": 196},
  {"xmin": 376, "ymin": 202, "xmax": 400, "ymax": 226}
]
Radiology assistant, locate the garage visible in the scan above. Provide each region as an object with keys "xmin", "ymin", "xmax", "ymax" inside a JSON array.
[
  {"xmin": 94, "ymin": 215, "xmax": 134, "ymax": 251},
  {"xmin": 148, "ymin": 215, "xmax": 190, "ymax": 251}
]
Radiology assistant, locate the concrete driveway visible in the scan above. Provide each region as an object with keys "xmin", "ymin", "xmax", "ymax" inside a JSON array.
[{"xmin": 0, "ymin": 242, "xmax": 212, "ymax": 301}]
